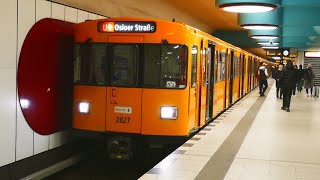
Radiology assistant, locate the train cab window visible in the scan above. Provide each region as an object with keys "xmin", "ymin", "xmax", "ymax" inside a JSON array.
[
  {"xmin": 144, "ymin": 44, "xmax": 188, "ymax": 89},
  {"xmin": 191, "ymin": 46, "xmax": 198, "ymax": 88},
  {"xmin": 74, "ymin": 43, "xmax": 106, "ymax": 85},
  {"xmin": 110, "ymin": 45, "xmax": 138, "ymax": 87}
]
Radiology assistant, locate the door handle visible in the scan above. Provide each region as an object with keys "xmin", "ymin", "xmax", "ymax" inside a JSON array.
[{"xmin": 112, "ymin": 88, "xmax": 116, "ymax": 97}]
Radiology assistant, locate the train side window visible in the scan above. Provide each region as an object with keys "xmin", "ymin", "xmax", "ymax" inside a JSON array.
[
  {"xmin": 221, "ymin": 52, "xmax": 226, "ymax": 81},
  {"xmin": 203, "ymin": 48, "xmax": 207, "ymax": 86},
  {"xmin": 235, "ymin": 56, "xmax": 240, "ymax": 77},
  {"xmin": 214, "ymin": 51, "xmax": 219, "ymax": 83},
  {"xmin": 216, "ymin": 52, "xmax": 221, "ymax": 82},
  {"xmin": 191, "ymin": 46, "xmax": 198, "ymax": 88}
]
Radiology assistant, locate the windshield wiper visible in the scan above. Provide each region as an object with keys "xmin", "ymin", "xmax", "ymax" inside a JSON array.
[{"xmin": 162, "ymin": 39, "xmax": 181, "ymax": 64}]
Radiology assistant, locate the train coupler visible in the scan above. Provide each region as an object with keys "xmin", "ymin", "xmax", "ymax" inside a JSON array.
[{"xmin": 107, "ymin": 136, "xmax": 134, "ymax": 160}]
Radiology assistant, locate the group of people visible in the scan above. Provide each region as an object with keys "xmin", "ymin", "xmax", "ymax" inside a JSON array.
[{"xmin": 258, "ymin": 61, "xmax": 316, "ymax": 112}]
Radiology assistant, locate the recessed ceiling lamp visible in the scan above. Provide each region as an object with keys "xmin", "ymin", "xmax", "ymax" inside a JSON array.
[
  {"xmin": 262, "ymin": 46, "xmax": 279, "ymax": 49},
  {"xmin": 251, "ymin": 35, "xmax": 278, "ymax": 40},
  {"xmin": 241, "ymin": 24, "xmax": 278, "ymax": 30},
  {"xmin": 272, "ymin": 56, "xmax": 281, "ymax": 60},
  {"xmin": 257, "ymin": 41, "xmax": 279, "ymax": 45},
  {"xmin": 219, "ymin": 2, "xmax": 278, "ymax": 13}
]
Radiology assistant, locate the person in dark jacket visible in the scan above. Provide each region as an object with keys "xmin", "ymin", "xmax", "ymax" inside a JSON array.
[
  {"xmin": 280, "ymin": 61, "xmax": 298, "ymax": 112},
  {"xmin": 304, "ymin": 63, "xmax": 315, "ymax": 97},
  {"xmin": 296, "ymin": 65, "xmax": 304, "ymax": 92},
  {"xmin": 274, "ymin": 64, "xmax": 284, "ymax": 99},
  {"xmin": 258, "ymin": 62, "xmax": 268, "ymax": 96},
  {"xmin": 292, "ymin": 65, "xmax": 298, "ymax": 95}
]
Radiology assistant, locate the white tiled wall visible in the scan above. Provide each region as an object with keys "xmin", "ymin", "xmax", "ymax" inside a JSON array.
[
  {"xmin": 52, "ymin": 3, "xmax": 64, "ymax": 20},
  {"xmin": 0, "ymin": 0, "xmax": 17, "ymax": 167},
  {"xmin": 77, "ymin": 10, "xmax": 89, "ymax": 23},
  {"xmin": 0, "ymin": 69, "xmax": 16, "ymax": 167},
  {"xmin": 16, "ymin": 0, "xmax": 36, "ymax": 161},
  {"xmin": 0, "ymin": 0, "xmax": 106, "ymax": 167}
]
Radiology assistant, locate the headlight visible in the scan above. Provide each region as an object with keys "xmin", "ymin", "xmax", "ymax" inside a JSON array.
[
  {"xmin": 160, "ymin": 106, "xmax": 178, "ymax": 120},
  {"xmin": 78, "ymin": 102, "xmax": 90, "ymax": 114}
]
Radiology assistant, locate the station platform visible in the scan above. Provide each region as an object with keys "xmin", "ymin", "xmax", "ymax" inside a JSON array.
[{"xmin": 140, "ymin": 79, "xmax": 320, "ymax": 180}]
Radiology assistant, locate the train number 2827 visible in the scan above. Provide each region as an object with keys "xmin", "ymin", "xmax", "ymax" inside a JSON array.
[{"xmin": 116, "ymin": 117, "xmax": 130, "ymax": 123}]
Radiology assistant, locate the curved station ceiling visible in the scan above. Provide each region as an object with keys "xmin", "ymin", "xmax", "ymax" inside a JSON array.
[{"xmin": 54, "ymin": 0, "xmax": 320, "ymax": 59}]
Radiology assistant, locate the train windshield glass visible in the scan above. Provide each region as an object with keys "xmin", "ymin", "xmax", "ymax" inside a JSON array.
[
  {"xmin": 110, "ymin": 44, "xmax": 138, "ymax": 87},
  {"xmin": 74, "ymin": 43, "xmax": 106, "ymax": 85},
  {"xmin": 144, "ymin": 44, "xmax": 187, "ymax": 88},
  {"xmin": 74, "ymin": 43, "xmax": 187, "ymax": 88}
]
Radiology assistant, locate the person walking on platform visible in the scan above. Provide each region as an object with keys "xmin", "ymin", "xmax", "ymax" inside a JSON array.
[
  {"xmin": 292, "ymin": 65, "xmax": 298, "ymax": 96},
  {"xmin": 258, "ymin": 62, "xmax": 268, "ymax": 96},
  {"xmin": 281, "ymin": 61, "xmax": 298, "ymax": 112},
  {"xmin": 297, "ymin": 64, "xmax": 305, "ymax": 92},
  {"xmin": 274, "ymin": 64, "xmax": 284, "ymax": 99},
  {"xmin": 304, "ymin": 63, "xmax": 315, "ymax": 97}
]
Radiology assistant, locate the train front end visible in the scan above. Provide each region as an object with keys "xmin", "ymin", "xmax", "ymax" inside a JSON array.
[{"xmin": 72, "ymin": 18, "xmax": 190, "ymax": 159}]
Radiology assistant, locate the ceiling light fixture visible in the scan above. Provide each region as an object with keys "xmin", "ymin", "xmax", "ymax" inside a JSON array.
[
  {"xmin": 242, "ymin": 24, "xmax": 278, "ymax": 30},
  {"xmin": 251, "ymin": 35, "xmax": 278, "ymax": 40},
  {"xmin": 219, "ymin": 2, "xmax": 277, "ymax": 13},
  {"xmin": 258, "ymin": 41, "xmax": 279, "ymax": 45},
  {"xmin": 262, "ymin": 46, "xmax": 279, "ymax": 49}
]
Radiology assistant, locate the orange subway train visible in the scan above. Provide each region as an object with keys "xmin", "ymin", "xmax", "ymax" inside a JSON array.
[{"xmin": 72, "ymin": 17, "xmax": 273, "ymax": 159}]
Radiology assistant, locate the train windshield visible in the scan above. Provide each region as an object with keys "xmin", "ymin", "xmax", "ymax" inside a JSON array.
[
  {"xmin": 74, "ymin": 43, "xmax": 106, "ymax": 85},
  {"xmin": 74, "ymin": 43, "xmax": 187, "ymax": 89},
  {"xmin": 144, "ymin": 44, "xmax": 187, "ymax": 88}
]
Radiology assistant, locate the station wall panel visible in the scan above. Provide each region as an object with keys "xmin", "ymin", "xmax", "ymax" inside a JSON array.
[
  {"xmin": 0, "ymin": 0, "xmax": 17, "ymax": 167},
  {"xmin": 16, "ymin": 0, "xmax": 36, "ymax": 161},
  {"xmin": 36, "ymin": 0, "xmax": 52, "ymax": 21},
  {"xmin": 0, "ymin": 67, "xmax": 16, "ymax": 167},
  {"xmin": 65, "ymin": 6, "xmax": 77, "ymax": 23},
  {"xmin": 89, "ymin": 13, "xmax": 98, "ymax": 20},
  {"xmin": 52, "ymin": 3, "xmax": 64, "ymax": 21},
  {"xmin": 77, "ymin": 10, "xmax": 89, "ymax": 23},
  {"xmin": 0, "ymin": 1, "xmax": 17, "ymax": 69}
]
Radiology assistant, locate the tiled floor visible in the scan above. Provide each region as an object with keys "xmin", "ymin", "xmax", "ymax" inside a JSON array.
[{"xmin": 139, "ymin": 80, "xmax": 320, "ymax": 180}]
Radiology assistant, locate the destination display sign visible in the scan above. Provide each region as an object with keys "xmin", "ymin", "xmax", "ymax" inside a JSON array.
[
  {"xmin": 98, "ymin": 21, "xmax": 156, "ymax": 33},
  {"xmin": 266, "ymin": 49, "xmax": 294, "ymax": 58}
]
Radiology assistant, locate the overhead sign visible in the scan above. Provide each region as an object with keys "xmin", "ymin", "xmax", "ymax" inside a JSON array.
[
  {"xmin": 266, "ymin": 49, "xmax": 293, "ymax": 58},
  {"xmin": 289, "ymin": 51, "xmax": 298, "ymax": 58},
  {"xmin": 266, "ymin": 50, "xmax": 281, "ymax": 57},
  {"xmin": 98, "ymin": 21, "xmax": 156, "ymax": 33}
]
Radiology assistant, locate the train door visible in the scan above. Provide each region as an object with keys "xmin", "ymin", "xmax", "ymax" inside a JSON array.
[
  {"xmin": 106, "ymin": 37, "xmax": 143, "ymax": 133},
  {"xmin": 248, "ymin": 57, "xmax": 252, "ymax": 91},
  {"xmin": 190, "ymin": 45, "xmax": 199, "ymax": 128},
  {"xmin": 198, "ymin": 40, "xmax": 207, "ymax": 126},
  {"xmin": 228, "ymin": 50, "xmax": 234, "ymax": 105},
  {"xmin": 222, "ymin": 51, "xmax": 227, "ymax": 109},
  {"xmin": 241, "ymin": 54, "xmax": 245, "ymax": 96},
  {"xmin": 206, "ymin": 41, "xmax": 215, "ymax": 121}
]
